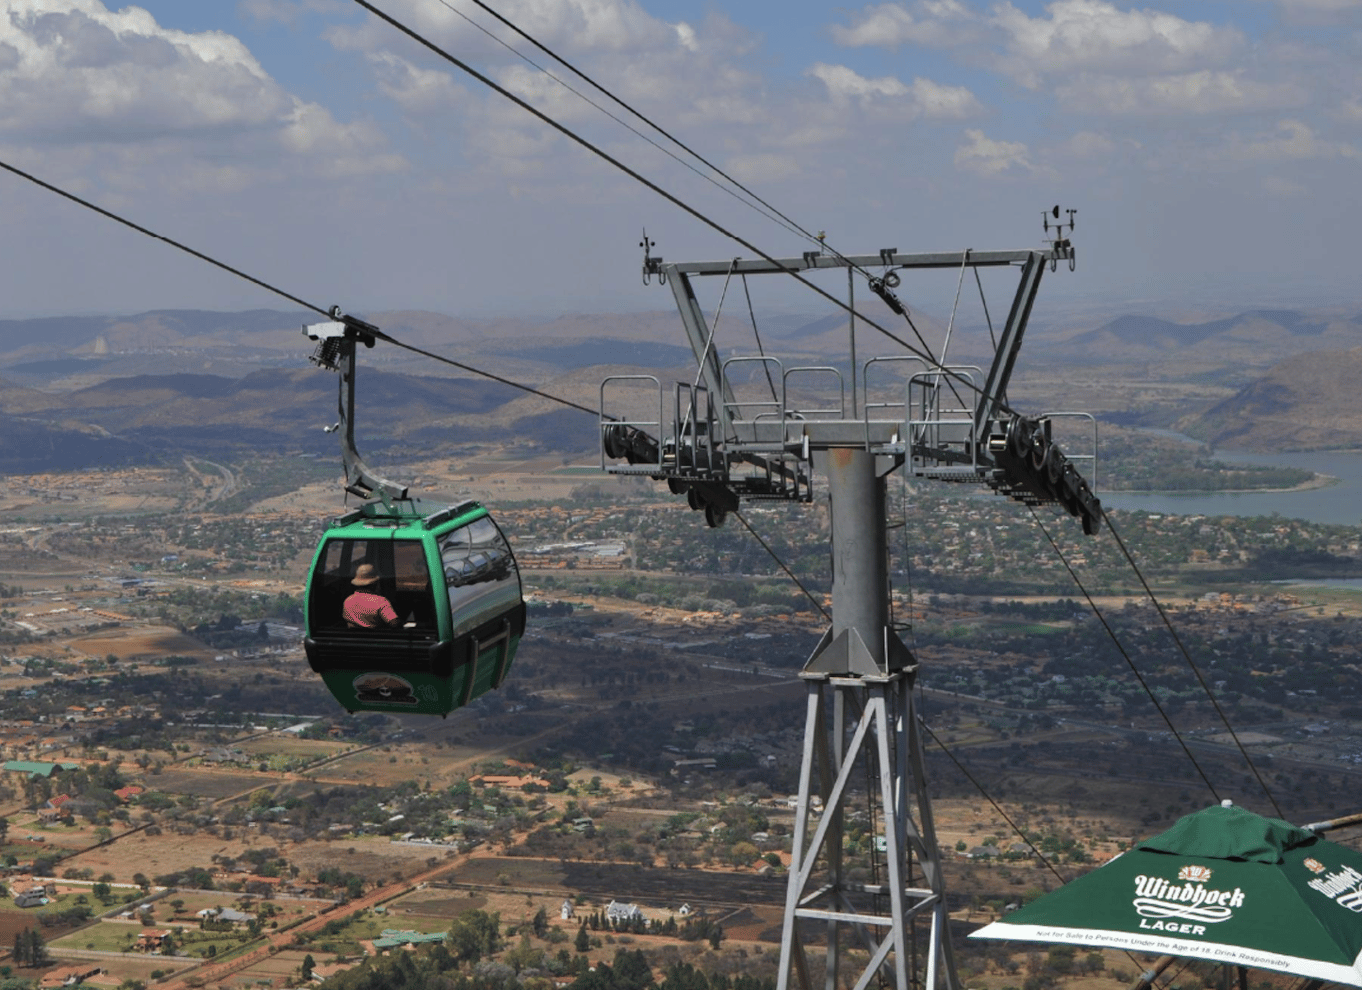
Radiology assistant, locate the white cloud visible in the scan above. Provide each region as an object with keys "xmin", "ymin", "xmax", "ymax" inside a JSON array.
[
  {"xmin": 1228, "ymin": 119, "xmax": 1360, "ymax": 161},
  {"xmin": 910, "ymin": 76, "xmax": 985, "ymax": 118},
  {"xmin": 954, "ymin": 128, "xmax": 1049, "ymax": 176},
  {"xmin": 368, "ymin": 52, "xmax": 468, "ymax": 115},
  {"xmin": 1055, "ymin": 130, "xmax": 1119, "ymax": 157},
  {"xmin": 807, "ymin": 63, "xmax": 982, "ymax": 118},
  {"xmin": 724, "ymin": 152, "xmax": 801, "ymax": 184},
  {"xmin": 809, "ymin": 62, "xmax": 909, "ymax": 100},
  {"xmin": 1056, "ymin": 70, "xmax": 1307, "ymax": 115},
  {"xmin": 991, "ymin": 0, "xmax": 1242, "ymax": 88},
  {"xmin": 0, "ymin": 2, "xmax": 279, "ymax": 143},
  {"xmin": 830, "ymin": 1, "xmax": 977, "ymax": 49},
  {"xmin": 0, "ymin": 0, "xmax": 403, "ymax": 178},
  {"xmin": 326, "ymin": 0, "xmax": 687, "ymax": 59}
]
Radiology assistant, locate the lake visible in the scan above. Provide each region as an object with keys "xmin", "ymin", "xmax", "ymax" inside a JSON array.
[{"xmin": 1101, "ymin": 447, "xmax": 1362, "ymax": 527}]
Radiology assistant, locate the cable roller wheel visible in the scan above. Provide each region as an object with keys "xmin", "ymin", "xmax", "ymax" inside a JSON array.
[
  {"xmin": 1029, "ymin": 429, "xmax": 1049, "ymax": 472},
  {"xmin": 1045, "ymin": 446, "xmax": 1065, "ymax": 486}
]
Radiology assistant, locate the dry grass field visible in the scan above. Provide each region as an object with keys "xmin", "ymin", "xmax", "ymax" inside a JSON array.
[
  {"xmin": 70, "ymin": 625, "xmax": 214, "ymax": 662},
  {"xmin": 232, "ymin": 737, "xmax": 349, "ymax": 761},
  {"xmin": 67, "ymin": 828, "xmax": 261, "ymax": 880},
  {"xmin": 148, "ymin": 768, "xmax": 273, "ymax": 801}
]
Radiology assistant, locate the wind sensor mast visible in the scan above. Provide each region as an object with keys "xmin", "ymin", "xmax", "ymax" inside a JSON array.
[{"xmin": 601, "ymin": 211, "xmax": 1097, "ymax": 990}]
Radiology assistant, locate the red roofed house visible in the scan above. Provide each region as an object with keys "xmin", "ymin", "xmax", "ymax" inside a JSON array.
[
  {"xmin": 39, "ymin": 963, "xmax": 102, "ymax": 988},
  {"xmin": 136, "ymin": 929, "xmax": 172, "ymax": 952}
]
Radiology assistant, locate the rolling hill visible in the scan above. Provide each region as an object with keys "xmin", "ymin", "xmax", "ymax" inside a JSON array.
[{"xmin": 1184, "ymin": 346, "xmax": 1362, "ymax": 451}]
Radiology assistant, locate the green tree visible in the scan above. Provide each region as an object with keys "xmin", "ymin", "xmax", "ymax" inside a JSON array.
[
  {"xmin": 504, "ymin": 933, "xmax": 543, "ymax": 973},
  {"xmin": 301, "ymin": 953, "xmax": 316, "ymax": 980},
  {"xmin": 13, "ymin": 929, "xmax": 46, "ymax": 968},
  {"xmin": 575, "ymin": 921, "xmax": 590, "ymax": 954},
  {"xmin": 447, "ymin": 909, "xmax": 501, "ymax": 964},
  {"xmin": 611, "ymin": 948, "xmax": 655, "ymax": 990}
]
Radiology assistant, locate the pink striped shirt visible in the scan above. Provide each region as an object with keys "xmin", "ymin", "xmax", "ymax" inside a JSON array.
[{"xmin": 343, "ymin": 592, "xmax": 398, "ymax": 629}]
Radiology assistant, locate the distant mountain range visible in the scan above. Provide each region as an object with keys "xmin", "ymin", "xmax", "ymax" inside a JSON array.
[
  {"xmin": 0, "ymin": 367, "xmax": 522, "ymax": 470},
  {"xmin": 4, "ymin": 304, "xmax": 1362, "ymax": 468},
  {"xmin": 1052, "ymin": 309, "xmax": 1362, "ymax": 365}
]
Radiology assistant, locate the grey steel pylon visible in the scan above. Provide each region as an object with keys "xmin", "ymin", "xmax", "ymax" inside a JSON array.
[
  {"xmin": 776, "ymin": 449, "xmax": 959, "ymax": 990},
  {"xmin": 600, "ymin": 232, "xmax": 1090, "ymax": 990}
]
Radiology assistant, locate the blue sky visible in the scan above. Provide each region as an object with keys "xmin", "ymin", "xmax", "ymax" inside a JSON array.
[{"xmin": 2, "ymin": 0, "xmax": 1361, "ymax": 322}]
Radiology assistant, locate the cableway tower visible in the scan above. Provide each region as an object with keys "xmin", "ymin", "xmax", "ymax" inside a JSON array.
[{"xmin": 600, "ymin": 211, "xmax": 1098, "ymax": 990}]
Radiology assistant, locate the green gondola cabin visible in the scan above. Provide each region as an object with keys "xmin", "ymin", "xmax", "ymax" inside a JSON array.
[{"xmin": 303, "ymin": 500, "xmax": 525, "ymax": 716}]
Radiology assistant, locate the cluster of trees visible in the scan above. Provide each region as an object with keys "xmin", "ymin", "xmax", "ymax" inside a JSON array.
[
  {"xmin": 316, "ymin": 867, "xmax": 365, "ymax": 901},
  {"xmin": 10, "ymin": 928, "xmax": 46, "ymax": 967},
  {"xmin": 22, "ymin": 759, "xmax": 127, "ymax": 816}
]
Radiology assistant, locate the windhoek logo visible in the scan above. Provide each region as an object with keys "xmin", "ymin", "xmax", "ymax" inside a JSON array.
[
  {"xmin": 1306, "ymin": 864, "xmax": 1362, "ymax": 913},
  {"xmin": 1132, "ymin": 868, "xmax": 1245, "ymax": 936},
  {"xmin": 1303, "ymin": 858, "xmax": 1326, "ymax": 875}
]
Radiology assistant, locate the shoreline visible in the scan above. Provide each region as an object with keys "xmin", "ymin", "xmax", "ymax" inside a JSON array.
[{"xmin": 1104, "ymin": 471, "xmax": 1339, "ymax": 498}]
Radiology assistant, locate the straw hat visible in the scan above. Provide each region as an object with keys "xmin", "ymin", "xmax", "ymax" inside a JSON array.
[{"xmin": 352, "ymin": 563, "xmax": 381, "ymax": 587}]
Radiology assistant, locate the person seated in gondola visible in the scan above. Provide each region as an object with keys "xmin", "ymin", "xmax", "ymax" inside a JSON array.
[{"xmin": 343, "ymin": 563, "xmax": 403, "ymax": 629}]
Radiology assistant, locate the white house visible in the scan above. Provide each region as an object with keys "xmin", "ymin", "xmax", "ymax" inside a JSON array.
[{"xmin": 605, "ymin": 900, "xmax": 643, "ymax": 925}]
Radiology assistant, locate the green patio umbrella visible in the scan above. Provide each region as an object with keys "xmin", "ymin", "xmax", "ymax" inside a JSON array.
[{"xmin": 971, "ymin": 803, "xmax": 1362, "ymax": 986}]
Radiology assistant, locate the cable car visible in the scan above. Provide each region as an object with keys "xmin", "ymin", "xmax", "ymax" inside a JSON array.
[
  {"xmin": 303, "ymin": 499, "xmax": 526, "ymax": 716},
  {"xmin": 299, "ymin": 315, "xmax": 525, "ymax": 717}
]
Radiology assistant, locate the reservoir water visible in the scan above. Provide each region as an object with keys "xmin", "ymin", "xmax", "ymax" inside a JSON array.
[{"xmin": 1101, "ymin": 447, "xmax": 1362, "ymax": 528}]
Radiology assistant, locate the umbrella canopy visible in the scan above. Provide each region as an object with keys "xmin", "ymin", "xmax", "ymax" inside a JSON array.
[{"xmin": 971, "ymin": 804, "xmax": 1362, "ymax": 986}]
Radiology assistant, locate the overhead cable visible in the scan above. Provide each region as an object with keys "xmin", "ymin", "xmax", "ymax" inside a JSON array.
[
  {"xmin": 436, "ymin": 1, "xmax": 945, "ymax": 383},
  {"xmin": 924, "ymin": 708, "xmax": 1148, "ymax": 976},
  {"xmin": 381, "ymin": 337, "xmax": 602, "ymax": 417},
  {"xmin": 1029, "ymin": 507, "xmax": 1224, "ymax": 804},
  {"xmin": 734, "ymin": 511, "xmax": 830, "ymax": 621},
  {"xmin": 741, "ymin": 274, "xmax": 779, "ymax": 403},
  {"xmin": 349, "ymin": 0, "xmax": 1002, "ymax": 412},
  {"xmin": 1101, "ymin": 511, "xmax": 1285, "ymax": 818},
  {"xmin": 921, "ymin": 720, "xmax": 1069, "ymax": 886},
  {"xmin": 448, "ymin": 0, "xmax": 880, "ymax": 278},
  {"xmin": 0, "ymin": 160, "xmax": 331, "ymax": 321}
]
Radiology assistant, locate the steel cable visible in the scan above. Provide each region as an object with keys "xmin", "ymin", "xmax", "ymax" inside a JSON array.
[
  {"xmin": 349, "ymin": 0, "xmax": 1013, "ymax": 416},
  {"xmin": 1029, "ymin": 507, "xmax": 1225, "ymax": 804},
  {"xmin": 1101, "ymin": 510, "xmax": 1285, "ymax": 818}
]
